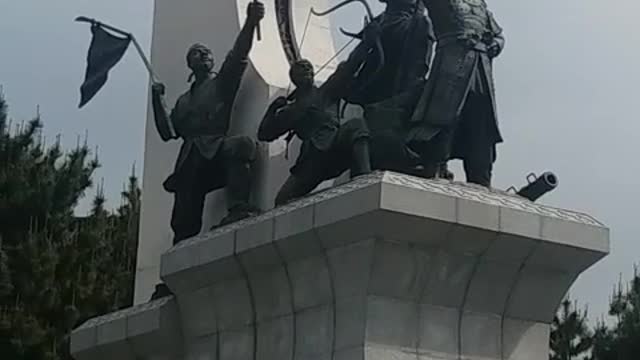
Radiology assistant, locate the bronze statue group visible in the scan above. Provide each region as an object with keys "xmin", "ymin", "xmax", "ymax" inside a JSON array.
[{"xmin": 151, "ymin": 0, "xmax": 506, "ymax": 246}]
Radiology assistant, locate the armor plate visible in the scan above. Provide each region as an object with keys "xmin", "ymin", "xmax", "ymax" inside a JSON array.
[{"xmin": 428, "ymin": 0, "xmax": 491, "ymax": 38}]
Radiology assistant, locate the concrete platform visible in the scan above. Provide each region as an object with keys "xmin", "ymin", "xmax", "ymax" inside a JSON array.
[{"xmin": 71, "ymin": 172, "xmax": 609, "ymax": 360}]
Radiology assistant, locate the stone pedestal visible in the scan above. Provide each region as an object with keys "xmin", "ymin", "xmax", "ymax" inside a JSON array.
[{"xmin": 71, "ymin": 172, "xmax": 608, "ymax": 360}]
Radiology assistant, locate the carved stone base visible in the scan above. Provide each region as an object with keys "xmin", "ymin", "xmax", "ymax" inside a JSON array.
[{"xmin": 72, "ymin": 172, "xmax": 608, "ymax": 360}]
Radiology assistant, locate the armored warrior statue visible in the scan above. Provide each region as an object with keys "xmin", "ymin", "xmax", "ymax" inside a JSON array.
[
  {"xmin": 313, "ymin": 0, "xmax": 453, "ymax": 178},
  {"xmin": 339, "ymin": 0, "xmax": 435, "ymax": 105},
  {"xmin": 150, "ymin": 1, "xmax": 265, "ymax": 244},
  {"xmin": 408, "ymin": 0, "xmax": 505, "ymax": 187},
  {"xmin": 258, "ymin": 54, "xmax": 376, "ymax": 205}
]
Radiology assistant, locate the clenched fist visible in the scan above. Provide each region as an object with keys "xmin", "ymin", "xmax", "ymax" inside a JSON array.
[{"xmin": 247, "ymin": 1, "xmax": 265, "ymax": 25}]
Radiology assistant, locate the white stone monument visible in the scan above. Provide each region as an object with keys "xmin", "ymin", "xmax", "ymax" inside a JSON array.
[{"xmin": 70, "ymin": 1, "xmax": 610, "ymax": 360}]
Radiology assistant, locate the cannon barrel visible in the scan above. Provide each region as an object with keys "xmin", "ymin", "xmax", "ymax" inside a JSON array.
[{"xmin": 516, "ymin": 172, "xmax": 558, "ymax": 202}]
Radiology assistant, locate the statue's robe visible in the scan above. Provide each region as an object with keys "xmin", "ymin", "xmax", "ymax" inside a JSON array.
[{"xmin": 408, "ymin": 0, "xmax": 505, "ymax": 159}]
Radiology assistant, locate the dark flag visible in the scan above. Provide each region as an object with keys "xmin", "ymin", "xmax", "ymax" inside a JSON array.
[{"xmin": 79, "ymin": 24, "xmax": 131, "ymax": 108}]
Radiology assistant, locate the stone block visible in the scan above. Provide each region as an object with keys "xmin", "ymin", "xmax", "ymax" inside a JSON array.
[
  {"xmin": 505, "ymin": 266, "xmax": 576, "ymax": 323},
  {"xmin": 527, "ymin": 241, "xmax": 607, "ymax": 273},
  {"xmin": 126, "ymin": 301, "xmax": 161, "ymax": 339},
  {"xmin": 177, "ymin": 286, "xmax": 217, "ymax": 338},
  {"xmin": 374, "ymin": 211, "xmax": 452, "ymax": 248},
  {"xmin": 95, "ymin": 316, "xmax": 133, "ymax": 359},
  {"xmin": 334, "ymin": 346, "xmax": 365, "ymax": 360},
  {"xmin": 417, "ymin": 305, "xmax": 458, "ymax": 357},
  {"xmin": 369, "ymin": 241, "xmax": 431, "ymax": 301},
  {"xmin": 273, "ymin": 204, "xmax": 321, "ymax": 261},
  {"xmin": 379, "ymin": 182, "xmax": 456, "ymax": 224},
  {"xmin": 464, "ymin": 260, "xmax": 521, "ymax": 314},
  {"xmin": 315, "ymin": 184, "xmax": 382, "ymax": 248},
  {"xmin": 315, "ymin": 182, "xmax": 381, "ymax": 228},
  {"xmin": 161, "ymin": 242, "xmax": 200, "ymax": 280},
  {"xmin": 236, "ymin": 218, "xmax": 274, "ymax": 254},
  {"xmin": 256, "ymin": 316, "xmax": 294, "ymax": 360},
  {"xmin": 294, "ymin": 305, "xmax": 334, "ymax": 359},
  {"xmin": 446, "ymin": 225, "xmax": 497, "ymax": 256},
  {"xmin": 420, "ymin": 251, "xmax": 476, "ymax": 308},
  {"xmin": 186, "ymin": 334, "xmax": 217, "ymax": 360},
  {"xmin": 418, "ymin": 350, "xmax": 457, "ymax": 360},
  {"xmin": 502, "ymin": 318, "xmax": 549, "ymax": 360},
  {"xmin": 219, "ymin": 328, "xmax": 254, "ymax": 360},
  {"xmin": 366, "ymin": 297, "xmax": 418, "ymax": 349},
  {"xmin": 498, "ymin": 207, "xmax": 542, "ymax": 240},
  {"xmin": 126, "ymin": 297, "xmax": 183, "ymax": 358},
  {"xmin": 289, "ymin": 255, "xmax": 332, "ymax": 311},
  {"xmin": 365, "ymin": 345, "xmax": 418, "ymax": 360},
  {"xmin": 335, "ymin": 296, "xmax": 367, "ymax": 350},
  {"xmin": 236, "ymin": 218, "xmax": 281, "ymax": 273},
  {"xmin": 161, "ymin": 230, "xmax": 239, "ymax": 293},
  {"xmin": 190, "ymin": 256, "xmax": 243, "ymax": 291},
  {"xmin": 212, "ymin": 278, "xmax": 253, "ymax": 331},
  {"xmin": 541, "ymin": 215, "xmax": 609, "ymax": 253},
  {"xmin": 248, "ymin": 266, "xmax": 293, "ymax": 322},
  {"xmin": 483, "ymin": 234, "xmax": 536, "ymax": 264},
  {"xmin": 196, "ymin": 230, "xmax": 235, "ymax": 267},
  {"xmin": 70, "ymin": 323, "xmax": 97, "ymax": 356},
  {"xmin": 327, "ymin": 239, "xmax": 375, "ymax": 300},
  {"xmin": 446, "ymin": 197, "xmax": 501, "ymax": 256},
  {"xmin": 457, "ymin": 198, "xmax": 500, "ymax": 232},
  {"xmin": 304, "ymin": 353, "xmax": 333, "ymax": 360},
  {"xmin": 460, "ymin": 312, "xmax": 501, "ymax": 360}
]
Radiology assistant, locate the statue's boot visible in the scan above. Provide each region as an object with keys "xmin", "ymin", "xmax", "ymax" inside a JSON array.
[
  {"xmin": 350, "ymin": 139, "xmax": 372, "ymax": 178},
  {"xmin": 215, "ymin": 159, "xmax": 260, "ymax": 227},
  {"xmin": 218, "ymin": 203, "xmax": 260, "ymax": 227},
  {"xmin": 149, "ymin": 282, "xmax": 174, "ymax": 301},
  {"xmin": 437, "ymin": 163, "xmax": 454, "ymax": 181}
]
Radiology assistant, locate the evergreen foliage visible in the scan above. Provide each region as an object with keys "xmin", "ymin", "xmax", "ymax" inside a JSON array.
[
  {"xmin": 0, "ymin": 90, "xmax": 140, "ymax": 360},
  {"xmin": 589, "ymin": 269, "xmax": 640, "ymax": 360},
  {"xmin": 550, "ymin": 299, "xmax": 592, "ymax": 360},
  {"xmin": 550, "ymin": 270, "xmax": 640, "ymax": 360}
]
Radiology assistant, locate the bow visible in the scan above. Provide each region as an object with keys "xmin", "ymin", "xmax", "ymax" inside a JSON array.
[
  {"xmin": 310, "ymin": 0, "xmax": 385, "ymax": 84},
  {"xmin": 310, "ymin": 0, "xmax": 374, "ymax": 17}
]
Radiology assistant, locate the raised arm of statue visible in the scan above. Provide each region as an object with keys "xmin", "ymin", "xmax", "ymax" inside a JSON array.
[
  {"xmin": 258, "ymin": 96, "xmax": 294, "ymax": 142},
  {"xmin": 151, "ymin": 82, "xmax": 177, "ymax": 141},
  {"xmin": 216, "ymin": 1, "xmax": 265, "ymax": 102}
]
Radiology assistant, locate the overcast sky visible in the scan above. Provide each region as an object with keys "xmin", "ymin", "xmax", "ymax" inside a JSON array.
[{"xmin": 1, "ymin": 0, "xmax": 639, "ymax": 320}]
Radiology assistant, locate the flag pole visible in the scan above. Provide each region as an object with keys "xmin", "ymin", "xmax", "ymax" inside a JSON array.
[
  {"xmin": 130, "ymin": 37, "xmax": 159, "ymax": 83},
  {"xmin": 75, "ymin": 16, "xmax": 160, "ymax": 83}
]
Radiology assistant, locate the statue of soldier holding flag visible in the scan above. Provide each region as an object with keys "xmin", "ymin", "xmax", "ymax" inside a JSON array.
[{"xmin": 150, "ymin": 1, "xmax": 265, "ymax": 244}]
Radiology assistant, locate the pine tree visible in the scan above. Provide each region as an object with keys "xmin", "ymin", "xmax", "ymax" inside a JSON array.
[
  {"xmin": 0, "ymin": 239, "xmax": 12, "ymax": 299},
  {"xmin": 0, "ymin": 89, "xmax": 141, "ymax": 360},
  {"xmin": 590, "ymin": 269, "xmax": 640, "ymax": 360},
  {"xmin": 590, "ymin": 320, "xmax": 616, "ymax": 360},
  {"xmin": 550, "ymin": 298, "xmax": 592, "ymax": 360}
]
